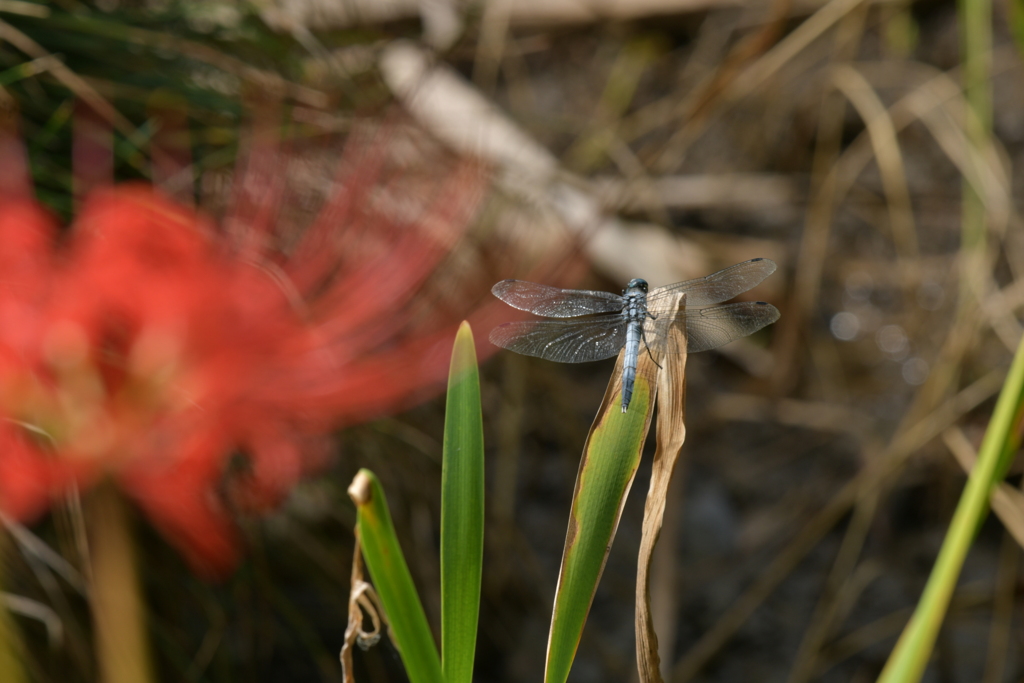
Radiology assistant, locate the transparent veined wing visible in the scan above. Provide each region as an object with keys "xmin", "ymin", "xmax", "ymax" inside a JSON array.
[
  {"xmin": 646, "ymin": 258, "xmax": 776, "ymax": 308},
  {"xmin": 491, "ymin": 280, "xmax": 624, "ymax": 318},
  {"xmin": 489, "ymin": 317, "xmax": 627, "ymax": 363},
  {"xmin": 645, "ymin": 301, "xmax": 780, "ymax": 353}
]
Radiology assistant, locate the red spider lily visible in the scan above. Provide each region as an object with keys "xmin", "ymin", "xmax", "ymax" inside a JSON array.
[{"xmin": 0, "ymin": 111, "xmax": 519, "ymax": 576}]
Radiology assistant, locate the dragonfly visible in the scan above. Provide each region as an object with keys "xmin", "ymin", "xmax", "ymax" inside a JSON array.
[{"xmin": 489, "ymin": 258, "xmax": 780, "ymax": 412}]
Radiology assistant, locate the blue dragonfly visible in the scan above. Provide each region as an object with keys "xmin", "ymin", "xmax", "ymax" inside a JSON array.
[{"xmin": 489, "ymin": 258, "xmax": 780, "ymax": 412}]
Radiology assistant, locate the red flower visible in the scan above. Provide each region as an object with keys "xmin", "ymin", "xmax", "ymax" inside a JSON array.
[{"xmin": 0, "ymin": 118, "xmax": 511, "ymax": 576}]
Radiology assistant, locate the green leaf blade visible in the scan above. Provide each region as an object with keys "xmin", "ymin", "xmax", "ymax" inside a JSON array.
[
  {"xmin": 441, "ymin": 322, "xmax": 485, "ymax": 683},
  {"xmin": 349, "ymin": 470, "xmax": 444, "ymax": 683},
  {"xmin": 545, "ymin": 375, "xmax": 654, "ymax": 683}
]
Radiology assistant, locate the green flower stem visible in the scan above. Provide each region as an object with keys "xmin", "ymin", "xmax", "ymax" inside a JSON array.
[{"xmin": 878, "ymin": 332, "xmax": 1024, "ymax": 683}]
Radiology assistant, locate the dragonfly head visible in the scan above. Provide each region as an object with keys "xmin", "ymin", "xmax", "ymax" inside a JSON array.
[{"xmin": 624, "ymin": 278, "xmax": 649, "ymax": 295}]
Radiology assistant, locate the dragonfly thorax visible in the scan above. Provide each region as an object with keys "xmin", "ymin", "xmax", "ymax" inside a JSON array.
[{"xmin": 622, "ymin": 279, "xmax": 649, "ymax": 322}]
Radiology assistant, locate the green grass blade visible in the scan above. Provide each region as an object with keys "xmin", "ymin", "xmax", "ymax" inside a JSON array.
[
  {"xmin": 0, "ymin": 532, "xmax": 26, "ymax": 683},
  {"xmin": 440, "ymin": 322, "xmax": 485, "ymax": 683},
  {"xmin": 348, "ymin": 470, "xmax": 443, "ymax": 683},
  {"xmin": 545, "ymin": 355, "xmax": 657, "ymax": 683},
  {"xmin": 1013, "ymin": 0, "xmax": 1024, "ymax": 57},
  {"xmin": 877, "ymin": 333, "xmax": 1024, "ymax": 683}
]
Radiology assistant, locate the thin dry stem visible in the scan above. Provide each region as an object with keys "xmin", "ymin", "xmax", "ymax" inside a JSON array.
[{"xmin": 341, "ymin": 531, "xmax": 386, "ymax": 683}]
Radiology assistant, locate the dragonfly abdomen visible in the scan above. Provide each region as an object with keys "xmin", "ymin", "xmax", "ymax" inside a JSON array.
[{"xmin": 622, "ymin": 321, "xmax": 642, "ymax": 412}]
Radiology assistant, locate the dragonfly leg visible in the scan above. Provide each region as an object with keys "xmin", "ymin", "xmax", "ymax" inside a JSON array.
[{"xmin": 640, "ymin": 324, "xmax": 663, "ymax": 369}]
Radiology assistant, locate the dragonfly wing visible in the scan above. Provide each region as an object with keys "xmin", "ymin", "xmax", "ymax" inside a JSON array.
[
  {"xmin": 645, "ymin": 301, "xmax": 780, "ymax": 353},
  {"xmin": 646, "ymin": 258, "xmax": 776, "ymax": 307},
  {"xmin": 491, "ymin": 280, "xmax": 624, "ymax": 318},
  {"xmin": 489, "ymin": 317, "xmax": 627, "ymax": 363}
]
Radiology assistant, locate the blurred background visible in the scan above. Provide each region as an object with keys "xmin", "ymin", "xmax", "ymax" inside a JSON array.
[{"xmin": 0, "ymin": 0, "xmax": 1022, "ymax": 681}]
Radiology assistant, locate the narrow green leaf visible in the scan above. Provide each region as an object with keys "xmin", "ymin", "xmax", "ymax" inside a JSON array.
[
  {"xmin": 348, "ymin": 470, "xmax": 443, "ymax": 683},
  {"xmin": 877, "ymin": 333, "xmax": 1024, "ymax": 683},
  {"xmin": 0, "ymin": 59, "xmax": 50, "ymax": 88},
  {"xmin": 0, "ymin": 532, "xmax": 26, "ymax": 683},
  {"xmin": 1013, "ymin": 0, "xmax": 1024, "ymax": 58},
  {"xmin": 440, "ymin": 322, "xmax": 485, "ymax": 683},
  {"xmin": 545, "ymin": 360, "xmax": 656, "ymax": 683}
]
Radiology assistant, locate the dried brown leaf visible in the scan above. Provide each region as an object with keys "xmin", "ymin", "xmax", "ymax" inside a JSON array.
[
  {"xmin": 635, "ymin": 290, "xmax": 687, "ymax": 683},
  {"xmin": 340, "ymin": 530, "xmax": 386, "ymax": 683}
]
